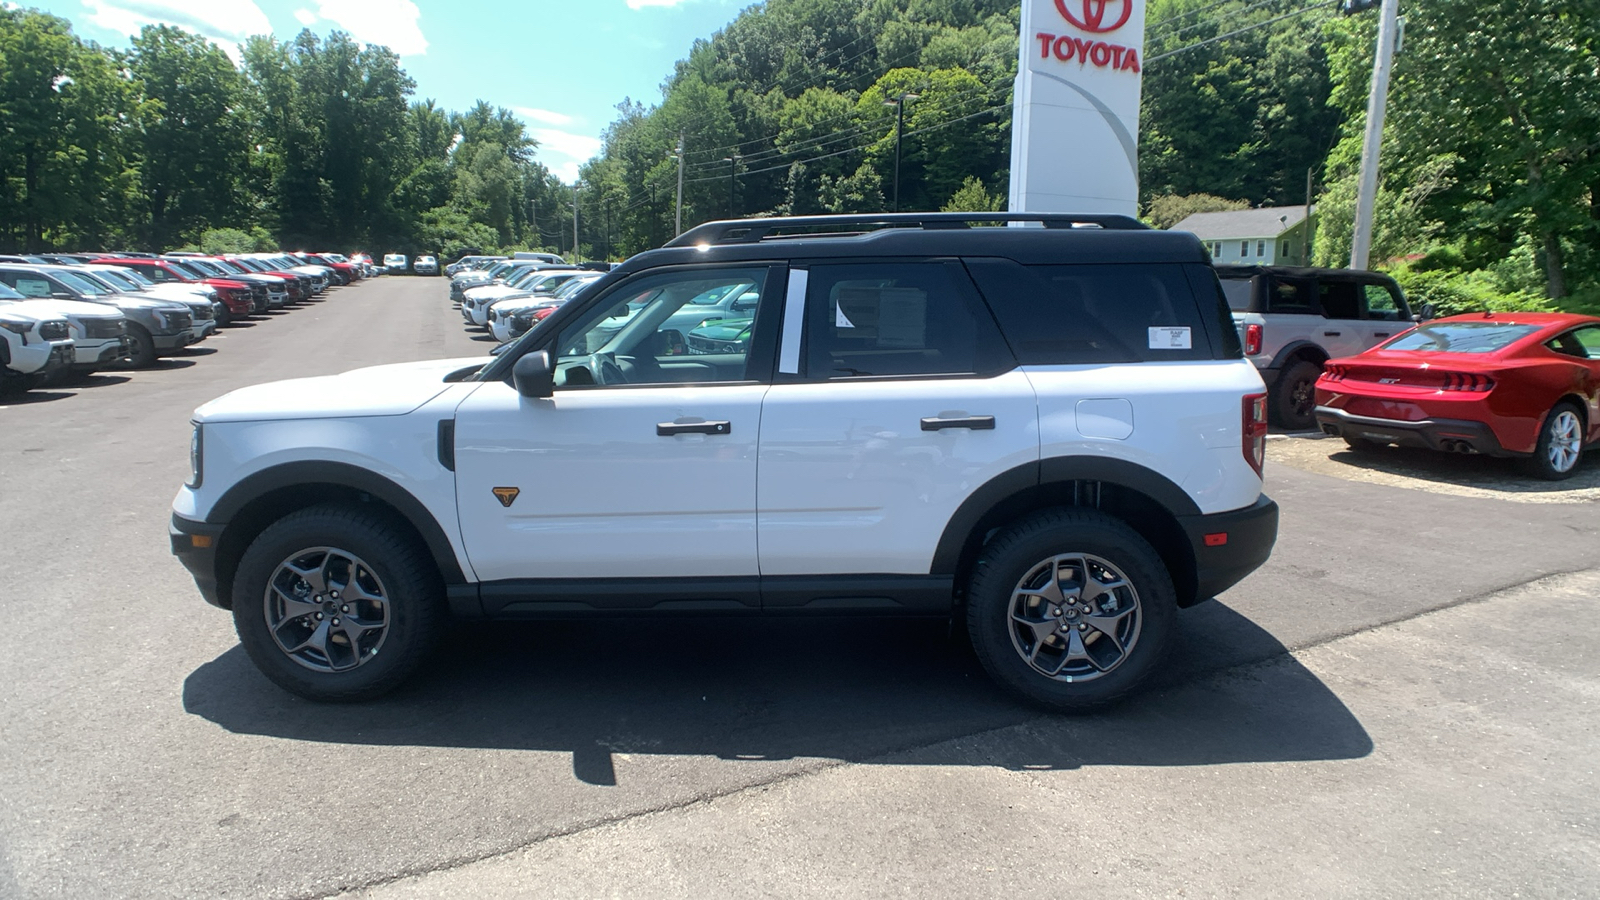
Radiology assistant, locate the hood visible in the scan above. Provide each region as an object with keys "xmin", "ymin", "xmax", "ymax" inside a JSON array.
[
  {"xmin": 489, "ymin": 294, "xmax": 558, "ymax": 314},
  {"xmin": 5, "ymin": 297, "xmax": 123, "ymax": 319},
  {"xmin": 289, "ymin": 265, "xmax": 331, "ymax": 277},
  {"xmin": 113, "ymin": 295, "xmax": 189, "ymax": 311},
  {"xmin": 195, "ymin": 356, "xmax": 492, "ymax": 423},
  {"xmin": 464, "ymin": 284, "xmax": 523, "ymax": 302}
]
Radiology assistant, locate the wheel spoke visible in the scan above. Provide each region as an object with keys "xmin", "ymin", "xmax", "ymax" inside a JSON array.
[
  {"xmin": 1012, "ymin": 610, "xmax": 1059, "ymax": 645},
  {"xmin": 1082, "ymin": 607, "xmax": 1134, "ymax": 655},
  {"xmin": 1049, "ymin": 628, "xmax": 1103, "ymax": 675},
  {"xmin": 284, "ymin": 619, "xmax": 332, "ymax": 657},
  {"xmin": 283, "ymin": 559, "xmax": 328, "ymax": 594},
  {"xmin": 272, "ymin": 586, "xmax": 322, "ymax": 625},
  {"xmin": 1017, "ymin": 580, "xmax": 1064, "ymax": 606}
]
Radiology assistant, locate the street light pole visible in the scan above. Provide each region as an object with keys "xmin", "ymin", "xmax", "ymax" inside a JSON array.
[
  {"xmin": 883, "ymin": 92, "xmax": 920, "ymax": 213},
  {"xmin": 572, "ymin": 182, "xmax": 580, "ymax": 258},
  {"xmin": 721, "ymin": 154, "xmax": 740, "ymax": 217}
]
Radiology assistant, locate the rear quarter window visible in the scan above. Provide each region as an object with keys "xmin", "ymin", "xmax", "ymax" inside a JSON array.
[{"xmin": 966, "ymin": 260, "xmax": 1224, "ymax": 363}]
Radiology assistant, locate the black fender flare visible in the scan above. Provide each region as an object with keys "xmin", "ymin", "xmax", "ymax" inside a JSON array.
[
  {"xmin": 208, "ymin": 460, "xmax": 466, "ymax": 584},
  {"xmin": 930, "ymin": 457, "xmax": 1199, "ymax": 575},
  {"xmin": 1268, "ymin": 340, "xmax": 1329, "ymax": 375}
]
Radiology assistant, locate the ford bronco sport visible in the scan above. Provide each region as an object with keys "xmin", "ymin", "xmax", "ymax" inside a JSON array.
[{"xmin": 171, "ymin": 213, "xmax": 1279, "ymax": 711}]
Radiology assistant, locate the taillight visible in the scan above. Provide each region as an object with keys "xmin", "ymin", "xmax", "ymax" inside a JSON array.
[
  {"xmin": 1440, "ymin": 372, "xmax": 1495, "ymax": 392},
  {"xmin": 1322, "ymin": 364, "xmax": 1346, "ymax": 382},
  {"xmin": 1244, "ymin": 323, "xmax": 1263, "ymax": 356},
  {"xmin": 1243, "ymin": 392, "xmax": 1268, "ymax": 478}
]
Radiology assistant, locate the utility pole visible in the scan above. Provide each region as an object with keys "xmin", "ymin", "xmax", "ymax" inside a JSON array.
[
  {"xmin": 572, "ymin": 182, "xmax": 580, "ymax": 258},
  {"xmin": 1303, "ymin": 167, "xmax": 1314, "ymax": 266},
  {"xmin": 721, "ymin": 155, "xmax": 740, "ymax": 217},
  {"xmin": 1349, "ymin": 0, "xmax": 1399, "ymax": 270},
  {"xmin": 674, "ymin": 132, "xmax": 686, "ymax": 236},
  {"xmin": 603, "ymin": 200, "xmax": 611, "ymax": 261},
  {"xmin": 884, "ymin": 92, "xmax": 920, "ymax": 213}
]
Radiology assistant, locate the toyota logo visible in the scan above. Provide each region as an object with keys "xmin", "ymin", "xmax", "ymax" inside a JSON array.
[{"xmin": 1054, "ymin": 0, "xmax": 1132, "ymax": 33}]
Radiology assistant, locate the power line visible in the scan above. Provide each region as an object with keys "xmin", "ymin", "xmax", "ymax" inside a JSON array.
[{"xmin": 1146, "ymin": 0, "xmax": 1337, "ymax": 63}]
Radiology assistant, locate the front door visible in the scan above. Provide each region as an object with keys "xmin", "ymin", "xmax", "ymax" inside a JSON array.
[{"xmin": 453, "ymin": 265, "xmax": 781, "ymax": 603}]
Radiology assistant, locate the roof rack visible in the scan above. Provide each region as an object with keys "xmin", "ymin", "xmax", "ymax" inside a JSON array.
[{"xmin": 664, "ymin": 212, "xmax": 1147, "ymax": 248}]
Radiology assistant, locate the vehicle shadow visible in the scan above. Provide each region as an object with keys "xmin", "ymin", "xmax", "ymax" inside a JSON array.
[
  {"xmin": 184, "ymin": 604, "xmax": 1371, "ymax": 784},
  {"xmin": 469, "ymin": 334, "xmax": 498, "ymax": 342},
  {"xmin": 0, "ymin": 389, "xmax": 75, "ymax": 405},
  {"xmin": 1326, "ymin": 442, "xmax": 1600, "ymax": 493},
  {"xmin": 222, "ymin": 320, "xmax": 258, "ymax": 329},
  {"xmin": 132, "ymin": 358, "xmax": 197, "ymax": 372},
  {"xmin": 181, "ymin": 346, "xmax": 218, "ymax": 356},
  {"xmin": 61, "ymin": 373, "xmax": 131, "ymax": 389}
]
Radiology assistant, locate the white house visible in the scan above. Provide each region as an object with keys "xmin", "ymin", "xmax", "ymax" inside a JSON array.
[{"xmin": 1170, "ymin": 206, "xmax": 1313, "ymax": 266}]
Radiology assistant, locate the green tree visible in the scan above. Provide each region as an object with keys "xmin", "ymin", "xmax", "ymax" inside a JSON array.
[{"xmin": 1144, "ymin": 192, "xmax": 1249, "ymax": 229}]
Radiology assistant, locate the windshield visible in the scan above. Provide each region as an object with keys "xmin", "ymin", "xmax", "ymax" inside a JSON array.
[
  {"xmin": 207, "ymin": 259, "xmax": 247, "ymax": 274},
  {"xmin": 181, "ymin": 259, "xmax": 226, "ymax": 277},
  {"xmin": 116, "ymin": 266, "xmax": 156, "ymax": 286},
  {"xmin": 555, "ymin": 277, "xmax": 599, "ymax": 299},
  {"xmin": 90, "ymin": 269, "xmax": 141, "ymax": 291},
  {"xmin": 52, "ymin": 270, "xmax": 113, "ymax": 296},
  {"xmin": 1382, "ymin": 321, "xmax": 1542, "ymax": 354},
  {"xmin": 166, "ymin": 260, "xmax": 207, "ymax": 280}
]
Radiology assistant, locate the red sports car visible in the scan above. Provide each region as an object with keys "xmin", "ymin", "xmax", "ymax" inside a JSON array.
[{"xmin": 1314, "ymin": 312, "xmax": 1600, "ymax": 479}]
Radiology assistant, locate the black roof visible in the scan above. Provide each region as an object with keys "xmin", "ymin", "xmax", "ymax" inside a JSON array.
[
  {"xmin": 1214, "ymin": 264, "xmax": 1399, "ymax": 284},
  {"xmin": 617, "ymin": 213, "xmax": 1206, "ymax": 275}
]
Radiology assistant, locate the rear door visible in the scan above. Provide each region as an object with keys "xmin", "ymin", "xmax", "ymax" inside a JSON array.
[{"xmin": 756, "ymin": 260, "xmax": 1037, "ymax": 599}]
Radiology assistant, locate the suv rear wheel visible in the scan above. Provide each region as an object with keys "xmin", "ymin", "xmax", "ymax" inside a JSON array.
[
  {"xmin": 1273, "ymin": 359, "xmax": 1323, "ymax": 431},
  {"xmin": 966, "ymin": 509, "xmax": 1176, "ymax": 712},
  {"xmin": 232, "ymin": 504, "xmax": 444, "ymax": 701}
]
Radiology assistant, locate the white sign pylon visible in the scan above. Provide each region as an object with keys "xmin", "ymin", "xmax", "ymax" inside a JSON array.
[{"xmin": 1009, "ymin": 0, "xmax": 1147, "ymax": 217}]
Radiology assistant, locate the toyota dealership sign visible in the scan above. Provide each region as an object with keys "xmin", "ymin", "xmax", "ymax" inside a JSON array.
[{"xmin": 1009, "ymin": 0, "xmax": 1146, "ymax": 216}]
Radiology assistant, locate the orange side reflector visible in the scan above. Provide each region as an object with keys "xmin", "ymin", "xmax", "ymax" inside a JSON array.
[
  {"xmin": 190, "ymin": 535, "xmax": 213, "ymax": 549},
  {"xmin": 1204, "ymin": 533, "xmax": 1228, "ymax": 547}
]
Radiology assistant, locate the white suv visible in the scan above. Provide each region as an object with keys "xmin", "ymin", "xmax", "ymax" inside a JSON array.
[{"xmin": 171, "ymin": 213, "xmax": 1279, "ymax": 711}]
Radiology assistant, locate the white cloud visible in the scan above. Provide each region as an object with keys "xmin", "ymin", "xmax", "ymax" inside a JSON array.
[
  {"xmin": 626, "ymin": 0, "xmax": 691, "ymax": 8},
  {"xmin": 83, "ymin": 0, "xmax": 270, "ymax": 59},
  {"xmin": 513, "ymin": 107, "xmax": 574, "ymax": 127},
  {"xmin": 531, "ymin": 128, "xmax": 603, "ymax": 184},
  {"xmin": 308, "ymin": 0, "xmax": 427, "ymax": 55},
  {"xmin": 292, "ymin": 7, "xmax": 317, "ymax": 25}
]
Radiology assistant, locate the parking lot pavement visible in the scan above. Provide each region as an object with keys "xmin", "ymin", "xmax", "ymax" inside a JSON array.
[
  {"xmin": 343, "ymin": 569, "xmax": 1600, "ymax": 900},
  {"xmin": 1, "ymin": 279, "xmax": 1596, "ymax": 898}
]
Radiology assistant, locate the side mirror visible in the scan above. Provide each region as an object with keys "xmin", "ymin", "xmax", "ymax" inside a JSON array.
[
  {"xmin": 661, "ymin": 329, "xmax": 687, "ymax": 355},
  {"xmin": 1420, "ymin": 302, "xmax": 1435, "ymax": 321},
  {"xmin": 512, "ymin": 349, "xmax": 555, "ymax": 398},
  {"xmin": 608, "ymin": 303, "xmax": 630, "ymax": 318}
]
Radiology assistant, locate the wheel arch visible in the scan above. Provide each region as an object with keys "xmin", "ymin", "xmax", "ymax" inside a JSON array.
[
  {"xmin": 1268, "ymin": 340, "xmax": 1328, "ymax": 374},
  {"xmin": 207, "ymin": 461, "xmax": 465, "ymax": 609},
  {"xmin": 932, "ymin": 459, "xmax": 1202, "ymax": 608}
]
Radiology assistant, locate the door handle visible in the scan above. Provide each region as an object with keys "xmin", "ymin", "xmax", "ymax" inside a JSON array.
[
  {"xmin": 1374, "ymin": 332, "xmax": 1390, "ymax": 338},
  {"xmin": 657, "ymin": 420, "xmax": 731, "ymax": 436},
  {"xmin": 921, "ymin": 415, "xmax": 996, "ymax": 431},
  {"xmin": 1323, "ymin": 330, "xmax": 1342, "ymax": 337}
]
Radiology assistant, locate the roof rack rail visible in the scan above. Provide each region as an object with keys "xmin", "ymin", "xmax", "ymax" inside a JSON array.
[{"xmin": 664, "ymin": 212, "xmax": 1147, "ymax": 248}]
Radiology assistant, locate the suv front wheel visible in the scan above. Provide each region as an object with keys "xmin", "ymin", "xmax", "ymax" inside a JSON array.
[
  {"xmin": 232, "ymin": 504, "xmax": 444, "ymax": 701},
  {"xmin": 966, "ymin": 509, "xmax": 1176, "ymax": 712}
]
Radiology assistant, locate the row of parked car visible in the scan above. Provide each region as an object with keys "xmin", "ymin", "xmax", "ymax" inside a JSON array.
[
  {"xmin": 447, "ymin": 255, "xmax": 612, "ymax": 344},
  {"xmin": 0, "ymin": 250, "xmax": 379, "ymax": 395}
]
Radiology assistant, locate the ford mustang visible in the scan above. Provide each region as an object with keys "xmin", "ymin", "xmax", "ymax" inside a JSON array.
[{"xmin": 1314, "ymin": 312, "xmax": 1600, "ymax": 479}]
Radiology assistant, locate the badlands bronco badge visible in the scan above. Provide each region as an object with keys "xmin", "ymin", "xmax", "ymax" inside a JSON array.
[{"xmin": 492, "ymin": 487, "xmax": 520, "ymax": 508}]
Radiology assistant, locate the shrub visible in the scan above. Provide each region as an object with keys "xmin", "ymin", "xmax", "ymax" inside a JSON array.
[{"xmin": 1389, "ymin": 266, "xmax": 1553, "ymax": 318}]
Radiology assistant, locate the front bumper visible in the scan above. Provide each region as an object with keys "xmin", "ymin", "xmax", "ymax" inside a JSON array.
[
  {"xmin": 171, "ymin": 513, "xmax": 227, "ymax": 608},
  {"xmin": 1176, "ymin": 494, "xmax": 1279, "ymax": 606},
  {"xmin": 1314, "ymin": 406, "xmax": 1510, "ymax": 456},
  {"xmin": 153, "ymin": 330, "xmax": 194, "ymax": 353}
]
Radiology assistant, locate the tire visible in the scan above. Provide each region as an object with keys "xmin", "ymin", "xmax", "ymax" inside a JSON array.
[
  {"xmin": 965, "ymin": 509, "xmax": 1177, "ymax": 713},
  {"xmin": 215, "ymin": 305, "xmax": 233, "ymax": 327},
  {"xmin": 1522, "ymin": 402, "xmax": 1585, "ymax": 481},
  {"xmin": 1272, "ymin": 360, "xmax": 1323, "ymax": 431},
  {"xmin": 231, "ymin": 504, "xmax": 445, "ymax": 701},
  {"xmin": 125, "ymin": 324, "xmax": 157, "ymax": 368}
]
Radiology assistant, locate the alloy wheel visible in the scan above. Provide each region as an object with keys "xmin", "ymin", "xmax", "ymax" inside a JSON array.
[
  {"xmin": 264, "ymin": 546, "xmax": 390, "ymax": 672},
  {"xmin": 1007, "ymin": 552, "xmax": 1142, "ymax": 682},
  {"xmin": 1547, "ymin": 409, "xmax": 1582, "ymax": 473}
]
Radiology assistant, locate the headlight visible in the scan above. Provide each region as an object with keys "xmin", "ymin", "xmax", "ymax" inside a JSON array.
[
  {"xmin": 188, "ymin": 423, "xmax": 203, "ymax": 488},
  {"xmin": 0, "ymin": 317, "xmax": 31, "ymax": 337},
  {"xmin": 152, "ymin": 310, "xmax": 169, "ymax": 328}
]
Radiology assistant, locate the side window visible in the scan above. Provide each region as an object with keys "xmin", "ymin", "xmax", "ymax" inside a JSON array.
[
  {"xmin": 1362, "ymin": 283, "xmax": 1402, "ymax": 321},
  {"xmin": 1265, "ymin": 277, "xmax": 1317, "ymax": 314},
  {"xmin": 144, "ymin": 266, "xmax": 169, "ymax": 282},
  {"xmin": 801, "ymin": 262, "xmax": 1010, "ymax": 379},
  {"xmin": 966, "ymin": 261, "xmax": 1216, "ymax": 363},
  {"xmin": 10, "ymin": 276, "xmax": 56, "ymax": 298},
  {"xmin": 1257, "ymin": 240, "xmax": 1266, "ymax": 257},
  {"xmin": 549, "ymin": 266, "xmax": 773, "ymax": 388},
  {"xmin": 1318, "ymin": 280, "xmax": 1361, "ymax": 319},
  {"xmin": 1572, "ymin": 327, "xmax": 1600, "ymax": 357},
  {"xmin": 1239, "ymin": 241, "xmax": 1249, "ymax": 257}
]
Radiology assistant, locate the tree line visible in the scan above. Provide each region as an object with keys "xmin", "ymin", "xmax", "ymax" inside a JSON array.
[
  {"xmin": 2, "ymin": 0, "xmax": 1594, "ymax": 303},
  {"xmin": 0, "ymin": 7, "xmax": 570, "ymax": 257}
]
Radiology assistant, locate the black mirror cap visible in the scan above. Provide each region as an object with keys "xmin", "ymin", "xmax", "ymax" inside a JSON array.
[
  {"xmin": 512, "ymin": 349, "xmax": 555, "ymax": 398},
  {"xmin": 1421, "ymin": 302, "xmax": 1436, "ymax": 321}
]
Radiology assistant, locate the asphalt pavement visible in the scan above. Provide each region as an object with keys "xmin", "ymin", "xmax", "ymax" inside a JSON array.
[{"xmin": 1, "ymin": 275, "xmax": 1595, "ymax": 899}]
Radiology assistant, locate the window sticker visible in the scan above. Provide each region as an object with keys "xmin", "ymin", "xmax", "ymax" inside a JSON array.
[
  {"xmin": 835, "ymin": 302, "xmax": 856, "ymax": 329},
  {"xmin": 1149, "ymin": 326, "xmax": 1192, "ymax": 350},
  {"xmin": 875, "ymin": 288, "xmax": 928, "ymax": 348}
]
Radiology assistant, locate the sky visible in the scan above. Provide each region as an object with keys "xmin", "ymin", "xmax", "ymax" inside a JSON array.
[{"xmin": 26, "ymin": 0, "xmax": 760, "ymax": 181}]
